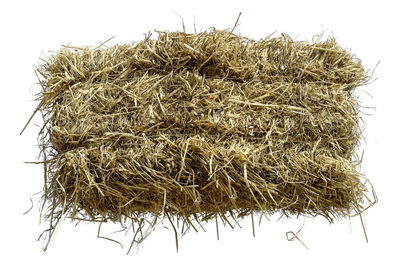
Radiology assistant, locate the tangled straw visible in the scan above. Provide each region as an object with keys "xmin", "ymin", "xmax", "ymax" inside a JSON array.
[{"xmin": 25, "ymin": 26, "xmax": 376, "ymax": 251}]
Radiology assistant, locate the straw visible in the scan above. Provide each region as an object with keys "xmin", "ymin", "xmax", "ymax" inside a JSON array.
[{"xmin": 26, "ymin": 26, "xmax": 376, "ymax": 251}]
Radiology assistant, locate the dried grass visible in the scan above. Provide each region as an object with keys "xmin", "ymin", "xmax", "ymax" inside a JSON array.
[{"xmin": 25, "ymin": 26, "xmax": 376, "ymax": 251}]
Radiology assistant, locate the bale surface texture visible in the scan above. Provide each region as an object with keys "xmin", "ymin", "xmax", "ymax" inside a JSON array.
[{"xmin": 36, "ymin": 30, "xmax": 371, "ymax": 233}]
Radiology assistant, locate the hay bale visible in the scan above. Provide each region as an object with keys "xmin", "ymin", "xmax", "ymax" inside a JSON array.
[{"xmin": 29, "ymin": 29, "xmax": 374, "ymax": 249}]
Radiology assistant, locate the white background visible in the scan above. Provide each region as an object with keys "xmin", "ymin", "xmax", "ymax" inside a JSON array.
[{"xmin": 0, "ymin": 0, "xmax": 398, "ymax": 266}]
